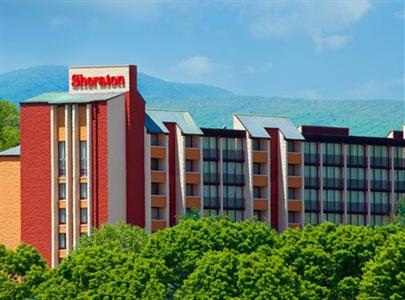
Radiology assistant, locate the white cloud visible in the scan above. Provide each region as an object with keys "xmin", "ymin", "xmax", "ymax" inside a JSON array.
[
  {"xmin": 295, "ymin": 88, "xmax": 322, "ymax": 99},
  {"xmin": 246, "ymin": 62, "xmax": 272, "ymax": 75},
  {"xmin": 346, "ymin": 77, "xmax": 405, "ymax": 99},
  {"xmin": 233, "ymin": 0, "xmax": 371, "ymax": 51},
  {"xmin": 312, "ymin": 33, "xmax": 351, "ymax": 52},
  {"xmin": 176, "ymin": 56, "xmax": 217, "ymax": 77}
]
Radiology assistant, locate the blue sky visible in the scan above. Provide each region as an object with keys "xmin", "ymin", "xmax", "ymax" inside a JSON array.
[{"xmin": 0, "ymin": 0, "xmax": 404, "ymax": 100}]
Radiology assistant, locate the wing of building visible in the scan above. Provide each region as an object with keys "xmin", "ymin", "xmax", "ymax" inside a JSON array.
[{"xmin": 0, "ymin": 64, "xmax": 404, "ymax": 267}]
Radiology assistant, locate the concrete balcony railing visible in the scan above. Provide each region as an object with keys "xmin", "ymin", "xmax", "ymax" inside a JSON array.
[
  {"xmin": 152, "ymin": 220, "xmax": 167, "ymax": 232},
  {"xmin": 288, "ymin": 200, "xmax": 302, "ymax": 212},
  {"xmin": 151, "ymin": 171, "xmax": 166, "ymax": 183},
  {"xmin": 253, "ymin": 199, "xmax": 268, "ymax": 211},
  {"xmin": 288, "ymin": 152, "xmax": 302, "ymax": 165},
  {"xmin": 186, "ymin": 196, "xmax": 201, "ymax": 209},
  {"xmin": 288, "ymin": 176, "xmax": 302, "ymax": 188},
  {"xmin": 151, "ymin": 195, "xmax": 166, "ymax": 207},
  {"xmin": 252, "ymin": 151, "xmax": 267, "ymax": 163},
  {"xmin": 186, "ymin": 172, "xmax": 201, "ymax": 184},
  {"xmin": 253, "ymin": 175, "xmax": 267, "ymax": 187},
  {"xmin": 151, "ymin": 146, "xmax": 166, "ymax": 159},
  {"xmin": 185, "ymin": 148, "xmax": 201, "ymax": 160}
]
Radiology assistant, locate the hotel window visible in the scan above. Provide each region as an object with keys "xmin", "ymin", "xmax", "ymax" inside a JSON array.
[
  {"xmin": 370, "ymin": 168, "xmax": 389, "ymax": 191},
  {"xmin": 323, "ymin": 167, "xmax": 342, "ymax": 189},
  {"xmin": 58, "ymin": 208, "xmax": 66, "ymax": 224},
  {"xmin": 325, "ymin": 213, "xmax": 342, "ymax": 225},
  {"xmin": 394, "ymin": 170, "xmax": 405, "ymax": 192},
  {"xmin": 254, "ymin": 186, "xmax": 264, "ymax": 198},
  {"xmin": 80, "ymin": 208, "xmax": 88, "ymax": 224},
  {"xmin": 288, "ymin": 212, "xmax": 300, "ymax": 223},
  {"xmin": 370, "ymin": 145, "xmax": 389, "ymax": 168},
  {"xmin": 323, "ymin": 189, "xmax": 342, "ymax": 213},
  {"xmin": 151, "ymin": 183, "xmax": 163, "ymax": 195},
  {"xmin": 80, "ymin": 183, "xmax": 87, "ymax": 199},
  {"xmin": 347, "ymin": 144, "xmax": 366, "ymax": 166},
  {"xmin": 394, "ymin": 147, "xmax": 405, "ymax": 169},
  {"xmin": 253, "ymin": 139, "xmax": 266, "ymax": 151},
  {"xmin": 322, "ymin": 143, "xmax": 342, "ymax": 165},
  {"xmin": 304, "ymin": 142, "xmax": 318, "ymax": 164},
  {"xmin": 223, "ymin": 185, "xmax": 244, "ymax": 221},
  {"xmin": 253, "ymin": 163, "xmax": 264, "ymax": 175},
  {"xmin": 288, "ymin": 164, "xmax": 298, "ymax": 176},
  {"xmin": 223, "ymin": 138, "xmax": 244, "ymax": 161},
  {"xmin": 223, "ymin": 162, "xmax": 244, "ymax": 185},
  {"xmin": 58, "ymin": 142, "xmax": 66, "ymax": 177},
  {"xmin": 203, "ymin": 137, "xmax": 218, "ymax": 160},
  {"xmin": 185, "ymin": 135, "xmax": 197, "ymax": 148},
  {"xmin": 347, "ymin": 191, "xmax": 366, "ymax": 215},
  {"xmin": 58, "ymin": 183, "xmax": 66, "ymax": 200},
  {"xmin": 152, "ymin": 207, "xmax": 164, "ymax": 220},
  {"xmin": 203, "ymin": 185, "xmax": 219, "ymax": 210},
  {"xmin": 305, "ymin": 212, "xmax": 318, "ymax": 225},
  {"xmin": 186, "ymin": 160, "xmax": 196, "ymax": 172},
  {"xmin": 370, "ymin": 214, "xmax": 387, "ymax": 227},
  {"xmin": 288, "ymin": 141, "xmax": 299, "ymax": 153},
  {"xmin": 348, "ymin": 214, "xmax": 365, "ymax": 226},
  {"xmin": 370, "ymin": 192, "xmax": 389, "ymax": 215},
  {"xmin": 204, "ymin": 209, "xmax": 219, "ymax": 217},
  {"xmin": 59, "ymin": 233, "xmax": 66, "ymax": 250},
  {"xmin": 254, "ymin": 210, "xmax": 266, "ymax": 222},
  {"xmin": 186, "ymin": 184, "xmax": 196, "ymax": 196},
  {"xmin": 80, "ymin": 141, "xmax": 87, "ymax": 177},
  {"xmin": 288, "ymin": 188, "xmax": 298, "ymax": 200},
  {"xmin": 151, "ymin": 158, "xmax": 162, "ymax": 171},
  {"xmin": 347, "ymin": 167, "xmax": 366, "ymax": 190},
  {"xmin": 304, "ymin": 189, "xmax": 319, "ymax": 212},
  {"xmin": 151, "ymin": 134, "xmax": 161, "ymax": 146},
  {"xmin": 304, "ymin": 166, "xmax": 318, "ymax": 188},
  {"xmin": 203, "ymin": 161, "xmax": 219, "ymax": 184}
]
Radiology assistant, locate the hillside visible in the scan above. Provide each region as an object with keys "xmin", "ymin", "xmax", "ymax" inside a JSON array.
[{"xmin": 0, "ymin": 66, "xmax": 403, "ymax": 137}]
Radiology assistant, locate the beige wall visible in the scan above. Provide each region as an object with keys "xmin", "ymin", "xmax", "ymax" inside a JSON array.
[{"xmin": 0, "ymin": 156, "xmax": 21, "ymax": 248}]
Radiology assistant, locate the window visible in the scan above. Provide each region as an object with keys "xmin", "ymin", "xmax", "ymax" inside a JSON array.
[
  {"xmin": 253, "ymin": 186, "xmax": 263, "ymax": 198},
  {"xmin": 59, "ymin": 233, "xmax": 66, "ymax": 250},
  {"xmin": 304, "ymin": 189, "xmax": 319, "ymax": 211},
  {"xmin": 152, "ymin": 207, "xmax": 164, "ymax": 220},
  {"xmin": 203, "ymin": 137, "xmax": 219, "ymax": 160},
  {"xmin": 223, "ymin": 186, "xmax": 244, "ymax": 210},
  {"xmin": 325, "ymin": 213, "xmax": 342, "ymax": 225},
  {"xmin": 225, "ymin": 210, "xmax": 244, "ymax": 222},
  {"xmin": 80, "ymin": 141, "xmax": 87, "ymax": 176},
  {"xmin": 288, "ymin": 188, "xmax": 298, "ymax": 200},
  {"xmin": 204, "ymin": 185, "xmax": 219, "ymax": 209},
  {"xmin": 253, "ymin": 139, "xmax": 266, "ymax": 151},
  {"xmin": 151, "ymin": 183, "xmax": 162, "ymax": 195},
  {"xmin": 58, "ymin": 142, "xmax": 66, "ymax": 176},
  {"xmin": 254, "ymin": 210, "xmax": 266, "ymax": 222},
  {"xmin": 223, "ymin": 162, "xmax": 244, "ymax": 185},
  {"xmin": 288, "ymin": 141, "xmax": 299, "ymax": 153},
  {"xmin": 305, "ymin": 212, "xmax": 318, "ymax": 225},
  {"xmin": 80, "ymin": 183, "xmax": 87, "ymax": 199},
  {"xmin": 58, "ymin": 183, "xmax": 66, "ymax": 200},
  {"xmin": 185, "ymin": 136, "xmax": 196, "ymax": 148},
  {"xmin": 186, "ymin": 160, "xmax": 196, "ymax": 172},
  {"xmin": 151, "ymin": 158, "xmax": 162, "ymax": 171},
  {"xmin": 346, "ymin": 144, "xmax": 366, "ymax": 166},
  {"xmin": 151, "ymin": 134, "xmax": 160, "ymax": 146},
  {"xmin": 288, "ymin": 164, "xmax": 298, "ymax": 176},
  {"xmin": 288, "ymin": 212, "xmax": 300, "ymax": 223},
  {"xmin": 59, "ymin": 208, "xmax": 66, "ymax": 224},
  {"xmin": 186, "ymin": 184, "xmax": 196, "ymax": 196},
  {"xmin": 80, "ymin": 208, "xmax": 88, "ymax": 224},
  {"xmin": 322, "ymin": 143, "xmax": 342, "ymax": 166},
  {"xmin": 304, "ymin": 142, "xmax": 318, "ymax": 164},
  {"xmin": 253, "ymin": 163, "xmax": 263, "ymax": 175}
]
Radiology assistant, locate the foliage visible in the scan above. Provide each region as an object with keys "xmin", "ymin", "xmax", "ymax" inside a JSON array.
[
  {"xmin": 0, "ymin": 219, "xmax": 404, "ymax": 299},
  {"xmin": 0, "ymin": 100, "xmax": 19, "ymax": 152},
  {"xmin": 390, "ymin": 196, "xmax": 405, "ymax": 227}
]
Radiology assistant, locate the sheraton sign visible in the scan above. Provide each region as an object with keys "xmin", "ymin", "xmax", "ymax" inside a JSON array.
[{"xmin": 71, "ymin": 74, "xmax": 126, "ymax": 88}]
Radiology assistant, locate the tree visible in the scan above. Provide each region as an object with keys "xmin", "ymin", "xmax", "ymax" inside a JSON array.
[
  {"xmin": 390, "ymin": 196, "xmax": 405, "ymax": 227},
  {"xmin": 0, "ymin": 100, "xmax": 19, "ymax": 152}
]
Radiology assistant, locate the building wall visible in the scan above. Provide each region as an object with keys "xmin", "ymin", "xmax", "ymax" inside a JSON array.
[
  {"xmin": 20, "ymin": 103, "xmax": 52, "ymax": 265},
  {"xmin": 0, "ymin": 156, "xmax": 20, "ymax": 249}
]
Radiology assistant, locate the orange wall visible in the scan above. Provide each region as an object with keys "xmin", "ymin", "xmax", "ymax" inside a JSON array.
[{"xmin": 0, "ymin": 156, "xmax": 21, "ymax": 249}]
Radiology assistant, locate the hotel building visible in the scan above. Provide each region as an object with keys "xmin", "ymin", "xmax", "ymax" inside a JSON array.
[{"xmin": 0, "ymin": 64, "xmax": 404, "ymax": 267}]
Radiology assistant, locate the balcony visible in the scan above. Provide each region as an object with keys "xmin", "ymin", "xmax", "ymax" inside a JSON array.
[
  {"xmin": 305, "ymin": 177, "xmax": 320, "ymax": 189},
  {"xmin": 203, "ymin": 149, "xmax": 219, "ymax": 161},
  {"xmin": 185, "ymin": 148, "xmax": 201, "ymax": 160},
  {"xmin": 288, "ymin": 200, "xmax": 302, "ymax": 212},
  {"xmin": 370, "ymin": 203, "xmax": 390, "ymax": 215},
  {"xmin": 186, "ymin": 196, "xmax": 201, "ymax": 209},
  {"xmin": 370, "ymin": 180, "xmax": 390, "ymax": 191},
  {"xmin": 288, "ymin": 152, "xmax": 302, "ymax": 165},
  {"xmin": 370, "ymin": 157, "xmax": 390, "ymax": 169},
  {"xmin": 151, "ymin": 171, "xmax": 166, "ymax": 183},
  {"xmin": 323, "ymin": 178, "xmax": 343, "ymax": 190},
  {"xmin": 304, "ymin": 200, "xmax": 319, "ymax": 212},
  {"xmin": 304, "ymin": 153, "xmax": 319, "ymax": 165},
  {"xmin": 323, "ymin": 201, "xmax": 343, "ymax": 213},
  {"xmin": 203, "ymin": 197, "xmax": 220, "ymax": 209},
  {"xmin": 203, "ymin": 173, "xmax": 220, "ymax": 185},
  {"xmin": 253, "ymin": 175, "xmax": 267, "ymax": 187},
  {"xmin": 151, "ymin": 146, "xmax": 166, "ymax": 159},
  {"xmin": 223, "ymin": 150, "xmax": 244, "ymax": 162},
  {"xmin": 186, "ymin": 172, "xmax": 200, "ymax": 184},
  {"xmin": 347, "ymin": 179, "xmax": 367, "ymax": 191},
  {"xmin": 395, "ymin": 182, "xmax": 405, "ymax": 192},
  {"xmin": 223, "ymin": 174, "xmax": 245, "ymax": 186},
  {"xmin": 253, "ymin": 199, "xmax": 268, "ymax": 211},
  {"xmin": 223, "ymin": 197, "xmax": 245, "ymax": 210},
  {"xmin": 347, "ymin": 156, "xmax": 367, "ymax": 167},
  {"xmin": 347, "ymin": 202, "xmax": 367, "ymax": 214},
  {"xmin": 323, "ymin": 154, "xmax": 343, "ymax": 166},
  {"xmin": 152, "ymin": 220, "xmax": 167, "ymax": 232},
  {"xmin": 252, "ymin": 151, "xmax": 267, "ymax": 163},
  {"xmin": 288, "ymin": 176, "xmax": 302, "ymax": 188},
  {"xmin": 151, "ymin": 195, "xmax": 166, "ymax": 207}
]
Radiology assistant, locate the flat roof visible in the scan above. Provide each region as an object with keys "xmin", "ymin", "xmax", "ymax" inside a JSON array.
[
  {"xmin": 235, "ymin": 114, "xmax": 305, "ymax": 140},
  {"xmin": 145, "ymin": 108, "xmax": 203, "ymax": 135},
  {"xmin": 0, "ymin": 145, "xmax": 20, "ymax": 156},
  {"xmin": 21, "ymin": 92, "xmax": 124, "ymax": 104}
]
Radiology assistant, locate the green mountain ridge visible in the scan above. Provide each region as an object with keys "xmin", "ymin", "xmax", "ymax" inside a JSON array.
[{"xmin": 0, "ymin": 66, "xmax": 403, "ymax": 137}]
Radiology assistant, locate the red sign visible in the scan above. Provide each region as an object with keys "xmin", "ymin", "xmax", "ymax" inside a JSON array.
[{"xmin": 71, "ymin": 74, "xmax": 126, "ymax": 88}]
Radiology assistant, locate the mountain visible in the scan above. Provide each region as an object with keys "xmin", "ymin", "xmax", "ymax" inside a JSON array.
[
  {"xmin": 0, "ymin": 66, "xmax": 403, "ymax": 137},
  {"xmin": 0, "ymin": 66, "xmax": 233, "ymax": 103}
]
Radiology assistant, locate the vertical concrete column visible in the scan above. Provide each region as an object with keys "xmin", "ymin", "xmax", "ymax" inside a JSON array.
[
  {"xmin": 71, "ymin": 105, "xmax": 79, "ymax": 247},
  {"xmin": 50, "ymin": 106, "xmax": 58, "ymax": 268},
  {"xmin": 144, "ymin": 130, "xmax": 151, "ymax": 233},
  {"xmin": 219, "ymin": 137, "xmax": 224, "ymax": 215},
  {"xmin": 319, "ymin": 143, "xmax": 324, "ymax": 223},
  {"xmin": 165, "ymin": 134, "xmax": 170, "ymax": 225},
  {"xmin": 343, "ymin": 144, "xmax": 348, "ymax": 225},
  {"xmin": 199, "ymin": 136, "xmax": 204, "ymax": 217},
  {"xmin": 65, "ymin": 105, "xmax": 72, "ymax": 252},
  {"xmin": 244, "ymin": 133, "xmax": 253, "ymax": 219},
  {"xmin": 267, "ymin": 139, "xmax": 271, "ymax": 222},
  {"xmin": 366, "ymin": 145, "xmax": 371, "ymax": 225},
  {"xmin": 175, "ymin": 126, "xmax": 186, "ymax": 217},
  {"xmin": 300, "ymin": 141, "xmax": 305, "ymax": 229},
  {"xmin": 389, "ymin": 146, "xmax": 395, "ymax": 214}
]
